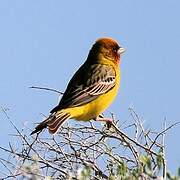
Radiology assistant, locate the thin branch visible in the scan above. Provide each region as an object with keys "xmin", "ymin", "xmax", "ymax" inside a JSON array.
[
  {"xmin": 149, "ymin": 121, "xmax": 180, "ymax": 150},
  {"xmin": 1, "ymin": 106, "xmax": 10, "ymax": 119},
  {"xmin": 162, "ymin": 120, "xmax": 167, "ymax": 179},
  {"xmin": 111, "ymin": 122, "xmax": 159, "ymax": 156},
  {"xmin": 29, "ymin": 86, "xmax": 64, "ymax": 95}
]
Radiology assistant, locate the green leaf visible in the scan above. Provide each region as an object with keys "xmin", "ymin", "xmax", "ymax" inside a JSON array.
[
  {"xmin": 139, "ymin": 155, "xmax": 151, "ymax": 170},
  {"xmin": 156, "ymin": 153, "xmax": 163, "ymax": 170},
  {"xmin": 79, "ymin": 166, "xmax": 91, "ymax": 180},
  {"xmin": 116, "ymin": 162, "xmax": 127, "ymax": 177},
  {"xmin": 178, "ymin": 167, "xmax": 180, "ymax": 177}
]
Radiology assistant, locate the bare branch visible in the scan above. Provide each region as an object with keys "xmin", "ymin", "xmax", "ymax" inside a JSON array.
[
  {"xmin": 29, "ymin": 86, "xmax": 64, "ymax": 95},
  {"xmin": 0, "ymin": 108, "xmax": 179, "ymax": 179}
]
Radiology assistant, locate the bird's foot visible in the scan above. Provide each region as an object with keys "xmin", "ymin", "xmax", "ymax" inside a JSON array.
[
  {"xmin": 94, "ymin": 115, "xmax": 113, "ymax": 129},
  {"xmin": 95, "ymin": 117, "xmax": 113, "ymax": 122}
]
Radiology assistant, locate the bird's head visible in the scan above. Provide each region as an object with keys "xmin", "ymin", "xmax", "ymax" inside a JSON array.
[{"xmin": 87, "ymin": 37, "xmax": 125, "ymax": 64}]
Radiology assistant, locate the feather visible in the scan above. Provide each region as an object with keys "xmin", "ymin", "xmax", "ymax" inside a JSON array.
[
  {"xmin": 30, "ymin": 112, "xmax": 70, "ymax": 135},
  {"xmin": 51, "ymin": 64, "xmax": 116, "ymax": 113}
]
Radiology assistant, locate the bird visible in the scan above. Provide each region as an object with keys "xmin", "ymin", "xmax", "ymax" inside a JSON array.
[{"xmin": 31, "ymin": 37, "xmax": 125, "ymax": 135}]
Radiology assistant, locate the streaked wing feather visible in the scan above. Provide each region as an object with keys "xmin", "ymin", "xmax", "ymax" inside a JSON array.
[
  {"xmin": 51, "ymin": 64, "xmax": 116, "ymax": 112},
  {"xmin": 87, "ymin": 76, "xmax": 115, "ymax": 95}
]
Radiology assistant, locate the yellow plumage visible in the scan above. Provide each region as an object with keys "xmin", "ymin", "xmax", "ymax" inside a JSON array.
[
  {"xmin": 64, "ymin": 65, "xmax": 120, "ymax": 121},
  {"xmin": 31, "ymin": 37, "xmax": 125, "ymax": 135}
]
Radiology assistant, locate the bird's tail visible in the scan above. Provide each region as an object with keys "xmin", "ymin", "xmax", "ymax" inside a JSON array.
[{"xmin": 31, "ymin": 111, "xmax": 70, "ymax": 135}]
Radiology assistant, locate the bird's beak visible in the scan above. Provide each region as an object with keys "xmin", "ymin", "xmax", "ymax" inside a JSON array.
[{"xmin": 118, "ymin": 47, "xmax": 126, "ymax": 55}]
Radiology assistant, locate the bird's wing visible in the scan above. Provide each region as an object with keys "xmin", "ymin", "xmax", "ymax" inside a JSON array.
[{"xmin": 50, "ymin": 63, "xmax": 116, "ymax": 112}]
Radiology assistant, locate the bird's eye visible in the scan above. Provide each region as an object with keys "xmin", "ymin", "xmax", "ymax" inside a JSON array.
[{"xmin": 113, "ymin": 47, "xmax": 118, "ymax": 53}]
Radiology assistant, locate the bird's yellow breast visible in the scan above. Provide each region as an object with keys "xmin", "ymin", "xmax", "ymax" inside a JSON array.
[{"xmin": 63, "ymin": 66, "xmax": 120, "ymax": 121}]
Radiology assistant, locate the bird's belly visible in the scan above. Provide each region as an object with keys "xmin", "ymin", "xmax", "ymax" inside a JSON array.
[{"xmin": 65, "ymin": 84, "xmax": 119, "ymax": 121}]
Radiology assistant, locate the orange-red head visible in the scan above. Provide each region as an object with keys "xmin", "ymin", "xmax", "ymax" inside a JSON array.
[{"xmin": 87, "ymin": 37, "xmax": 125, "ymax": 64}]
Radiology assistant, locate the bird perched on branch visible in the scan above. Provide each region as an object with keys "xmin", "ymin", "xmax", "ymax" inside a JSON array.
[{"xmin": 31, "ymin": 37, "xmax": 125, "ymax": 135}]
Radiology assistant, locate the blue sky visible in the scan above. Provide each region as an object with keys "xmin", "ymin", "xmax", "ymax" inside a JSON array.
[{"xmin": 0, "ymin": 0, "xmax": 180, "ymax": 175}]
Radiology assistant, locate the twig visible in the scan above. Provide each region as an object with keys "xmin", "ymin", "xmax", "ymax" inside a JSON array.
[
  {"xmin": 162, "ymin": 120, "xmax": 167, "ymax": 179},
  {"xmin": 111, "ymin": 122, "xmax": 159, "ymax": 156},
  {"xmin": 1, "ymin": 106, "xmax": 10, "ymax": 119},
  {"xmin": 149, "ymin": 121, "xmax": 180, "ymax": 150},
  {"xmin": 29, "ymin": 86, "xmax": 64, "ymax": 95}
]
